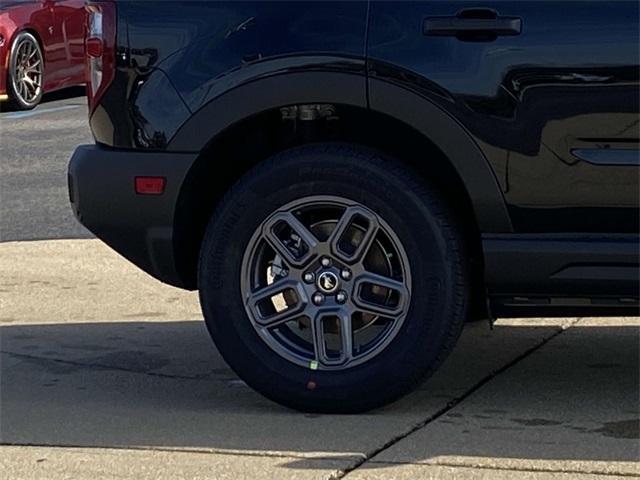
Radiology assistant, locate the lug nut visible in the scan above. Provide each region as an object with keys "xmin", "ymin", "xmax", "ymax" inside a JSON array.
[
  {"xmin": 312, "ymin": 292, "xmax": 325, "ymax": 305},
  {"xmin": 336, "ymin": 291, "xmax": 348, "ymax": 304},
  {"xmin": 303, "ymin": 272, "xmax": 315, "ymax": 284},
  {"xmin": 340, "ymin": 269, "xmax": 352, "ymax": 281},
  {"xmin": 320, "ymin": 257, "xmax": 332, "ymax": 267}
]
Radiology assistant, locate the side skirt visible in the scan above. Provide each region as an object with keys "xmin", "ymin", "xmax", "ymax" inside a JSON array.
[{"xmin": 483, "ymin": 234, "xmax": 639, "ymax": 317}]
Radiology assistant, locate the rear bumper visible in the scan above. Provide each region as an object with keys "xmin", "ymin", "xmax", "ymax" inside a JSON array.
[{"xmin": 68, "ymin": 144, "xmax": 197, "ymax": 288}]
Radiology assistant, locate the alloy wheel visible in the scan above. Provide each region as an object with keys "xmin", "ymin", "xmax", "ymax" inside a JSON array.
[
  {"xmin": 11, "ymin": 36, "xmax": 43, "ymax": 106},
  {"xmin": 241, "ymin": 196, "xmax": 412, "ymax": 371}
]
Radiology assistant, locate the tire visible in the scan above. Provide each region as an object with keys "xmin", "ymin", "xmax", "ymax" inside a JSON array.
[
  {"xmin": 198, "ymin": 143, "xmax": 469, "ymax": 412},
  {"xmin": 7, "ymin": 32, "xmax": 44, "ymax": 110}
]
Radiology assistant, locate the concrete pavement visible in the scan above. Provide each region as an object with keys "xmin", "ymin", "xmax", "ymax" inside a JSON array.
[
  {"xmin": 361, "ymin": 316, "xmax": 640, "ymax": 478},
  {"xmin": 0, "ymin": 239, "xmax": 638, "ymax": 479}
]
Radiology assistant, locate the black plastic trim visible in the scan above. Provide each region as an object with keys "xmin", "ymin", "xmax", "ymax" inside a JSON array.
[
  {"xmin": 484, "ymin": 233, "xmax": 640, "ymax": 296},
  {"xmin": 169, "ymin": 71, "xmax": 367, "ymax": 152},
  {"xmin": 368, "ymin": 78, "xmax": 513, "ymax": 233},
  {"xmin": 169, "ymin": 71, "xmax": 512, "ymax": 233},
  {"xmin": 490, "ymin": 299, "xmax": 639, "ymax": 318},
  {"xmin": 68, "ymin": 144, "xmax": 198, "ymax": 288}
]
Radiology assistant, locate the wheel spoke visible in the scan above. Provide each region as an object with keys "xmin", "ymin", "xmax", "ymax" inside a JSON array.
[
  {"xmin": 26, "ymin": 60, "xmax": 41, "ymax": 72},
  {"xmin": 339, "ymin": 312, "xmax": 353, "ymax": 363},
  {"xmin": 262, "ymin": 211, "xmax": 319, "ymax": 267},
  {"xmin": 246, "ymin": 278, "xmax": 308, "ymax": 328},
  {"xmin": 329, "ymin": 205, "xmax": 379, "ymax": 265},
  {"xmin": 353, "ymin": 272, "xmax": 409, "ymax": 317},
  {"xmin": 23, "ymin": 77, "xmax": 36, "ymax": 99},
  {"xmin": 21, "ymin": 43, "xmax": 30, "ymax": 62},
  {"xmin": 19, "ymin": 80, "xmax": 28, "ymax": 99},
  {"xmin": 312, "ymin": 311, "xmax": 353, "ymax": 366}
]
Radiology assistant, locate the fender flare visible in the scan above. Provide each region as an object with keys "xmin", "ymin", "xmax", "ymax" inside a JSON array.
[
  {"xmin": 368, "ymin": 78, "xmax": 512, "ymax": 233},
  {"xmin": 168, "ymin": 71, "xmax": 512, "ymax": 232},
  {"xmin": 168, "ymin": 71, "xmax": 367, "ymax": 151}
]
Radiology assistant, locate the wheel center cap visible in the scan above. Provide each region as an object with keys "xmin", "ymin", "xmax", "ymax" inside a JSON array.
[{"xmin": 317, "ymin": 271, "xmax": 339, "ymax": 294}]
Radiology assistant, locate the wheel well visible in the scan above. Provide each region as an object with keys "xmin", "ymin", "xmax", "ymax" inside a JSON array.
[{"xmin": 174, "ymin": 105, "xmax": 488, "ymax": 319}]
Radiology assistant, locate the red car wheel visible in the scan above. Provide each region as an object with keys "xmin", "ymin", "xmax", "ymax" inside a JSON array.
[{"xmin": 7, "ymin": 31, "xmax": 44, "ymax": 110}]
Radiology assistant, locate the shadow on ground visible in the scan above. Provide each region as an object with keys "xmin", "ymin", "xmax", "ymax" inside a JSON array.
[{"xmin": 1, "ymin": 320, "xmax": 638, "ymax": 470}]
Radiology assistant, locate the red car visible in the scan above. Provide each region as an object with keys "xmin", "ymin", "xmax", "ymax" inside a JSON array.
[{"xmin": 0, "ymin": 0, "xmax": 86, "ymax": 110}]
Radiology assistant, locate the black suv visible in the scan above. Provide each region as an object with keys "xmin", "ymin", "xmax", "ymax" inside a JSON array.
[{"xmin": 69, "ymin": 1, "xmax": 639, "ymax": 412}]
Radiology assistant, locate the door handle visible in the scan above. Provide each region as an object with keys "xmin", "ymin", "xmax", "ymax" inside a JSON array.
[{"xmin": 424, "ymin": 9, "xmax": 522, "ymax": 39}]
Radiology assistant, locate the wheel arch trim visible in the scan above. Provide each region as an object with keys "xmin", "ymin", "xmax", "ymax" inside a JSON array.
[
  {"xmin": 368, "ymin": 78, "xmax": 512, "ymax": 233},
  {"xmin": 168, "ymin": 71, "xmax": 513, "ymax": 233},
  {"xmin": 168, "ymin": 71, "xmax": 368, "ymax": 152}
]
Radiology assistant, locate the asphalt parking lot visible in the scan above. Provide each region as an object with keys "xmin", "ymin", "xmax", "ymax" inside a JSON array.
[
  {"xmin": 0, "ymin": 88, "xmax": 92, "ymax": 242},
  {"xmin": 0, "ymin": 90, "xmax": 639, "ymax": 479}
]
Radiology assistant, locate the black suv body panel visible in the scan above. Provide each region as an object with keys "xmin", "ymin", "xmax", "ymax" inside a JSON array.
[
  {"xmin": 69, "ymin": 1, "xmax": 640, "ymax": 314},
  {"xmin": 368, "ymin": 1, "xmax": 639, "ymax": 234}
]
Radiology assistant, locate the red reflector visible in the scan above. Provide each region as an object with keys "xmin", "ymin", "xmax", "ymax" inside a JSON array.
[
  {"xmin": 86, "ymin": 37, "xmax": 103, "ymax": 58},
  {"xmin": 135, "ymin": 177, "xmax": 166, "ymax": 195}
]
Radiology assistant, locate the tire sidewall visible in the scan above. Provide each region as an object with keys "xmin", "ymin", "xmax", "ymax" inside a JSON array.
[{"xmin": 199, "ymin": 144, "xmax": 466, "ymax": 411}]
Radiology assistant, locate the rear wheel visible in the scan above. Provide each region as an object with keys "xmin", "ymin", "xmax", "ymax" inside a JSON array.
[
  {"xmin": 7, "ymin": 32, "xmax": 44, "ymax": 110},
  {"xmin": 198, "ymin": 143, "xmax": 468, "ymax": 412}
]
